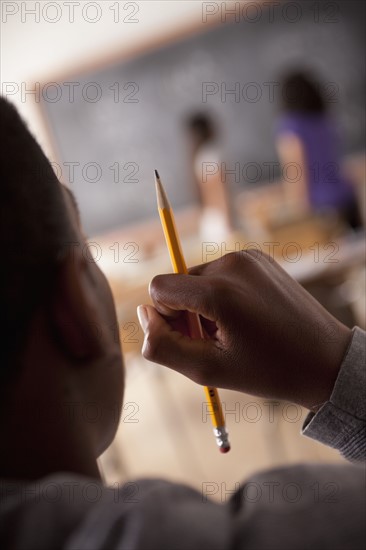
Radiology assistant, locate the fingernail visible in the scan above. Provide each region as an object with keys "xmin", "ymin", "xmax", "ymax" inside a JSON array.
[{"xmin": 137, "ymin": 305, "xmax": 148, "ymax": 333}]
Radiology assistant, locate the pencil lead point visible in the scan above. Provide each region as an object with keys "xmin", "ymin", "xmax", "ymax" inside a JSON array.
[{"xmin": 154, "ymin": 169, "xmax": 160, "ymax": 180}]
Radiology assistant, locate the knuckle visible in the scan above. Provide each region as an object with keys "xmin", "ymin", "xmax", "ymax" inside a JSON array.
[
  {"xmin": 260, "ymin": 250, "xmax": 275, "ymax": 263},
  {"xmin": 149, "ymin": 274, "xmax": 165, "ymax": 301},
  {"xmin": 221, "ymin": 251, "xmax": 240, "ymax": 267},
  {"xmin": 243, "ymin": 247, "xmax": 263, "ymax": 262}
]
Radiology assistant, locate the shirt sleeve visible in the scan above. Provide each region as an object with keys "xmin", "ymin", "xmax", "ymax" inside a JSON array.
[{"xmin": 302, "ymin": 327, "xmax": 366, "ymax": 461}]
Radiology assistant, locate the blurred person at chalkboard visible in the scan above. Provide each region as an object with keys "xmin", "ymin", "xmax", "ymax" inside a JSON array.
[
  {"xmin": 187, "ymin": 113, "xmax": 235, "ymax": 241},
  {"xmin": 275, "ymin": 70, "xmax": 362, "ymax": 230}
]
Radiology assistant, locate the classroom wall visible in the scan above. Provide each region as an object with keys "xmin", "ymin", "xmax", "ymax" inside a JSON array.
[
  {"xmin": 2, "ymin": 1, "xmax": 365, "ymax": 236},
  {"xmin": 1, "ymin": 0, "xmax": 203, "ymax": 157}
]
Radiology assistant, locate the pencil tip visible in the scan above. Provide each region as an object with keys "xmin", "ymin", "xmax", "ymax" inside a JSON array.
[{"xmin": 154, "ymin": 170, "xmax": 169, "ymax": 208}]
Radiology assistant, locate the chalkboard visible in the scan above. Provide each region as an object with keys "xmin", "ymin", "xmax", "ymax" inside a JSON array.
[{"xmin": 41, "ymin": 0, "xmax": 365, "ymax": 235}]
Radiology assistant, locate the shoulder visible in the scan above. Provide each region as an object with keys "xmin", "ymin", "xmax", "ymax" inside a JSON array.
[{"xmin": 0, "ymin": 474, "xmax": 228, "ymax": 549}]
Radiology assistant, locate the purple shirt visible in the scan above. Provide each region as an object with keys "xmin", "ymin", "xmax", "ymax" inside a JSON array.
[{"xmin": 276, "ymin": 113, "xmax": 355, "ymax": 209}]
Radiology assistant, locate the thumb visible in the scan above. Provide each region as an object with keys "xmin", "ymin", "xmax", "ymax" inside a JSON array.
[{"xmin": 137, "ymin": 304, "xmax": 222, "ymax": 386}]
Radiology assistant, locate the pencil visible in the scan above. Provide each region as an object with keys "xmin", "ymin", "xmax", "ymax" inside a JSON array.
[{"xmin": 154, "ymin": 169, "xmax": 230, "ymax": 453}]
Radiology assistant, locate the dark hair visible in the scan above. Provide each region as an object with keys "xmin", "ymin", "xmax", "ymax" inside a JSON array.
[
  {"xmin": 281, "ymin": 71, "xmax": 326, "ymax": 114},
  {"xmin": 187, "ymin": 113, "xmax": 216, "ymax": 145},
  {"xmin": 0, "ymin": 97, "xmax": 75, "ymax": 384}
]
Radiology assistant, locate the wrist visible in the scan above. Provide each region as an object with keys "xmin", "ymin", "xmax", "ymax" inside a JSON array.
[{"xmin": 303, "ymin": 323, "xmax": 353, "ymax": 411}]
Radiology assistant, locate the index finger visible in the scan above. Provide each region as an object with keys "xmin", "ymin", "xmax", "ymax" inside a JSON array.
[{"xmin": 149, "ymin": 273, "xmax": 220, "ymax": 321}]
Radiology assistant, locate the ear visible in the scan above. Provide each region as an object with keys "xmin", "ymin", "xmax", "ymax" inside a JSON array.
[{"xmin": 48, "ymin": 246, "xmax": 103, "ymax": 361}]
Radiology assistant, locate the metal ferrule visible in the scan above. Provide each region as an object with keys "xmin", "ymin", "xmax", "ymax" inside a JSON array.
[{"xmin": 213, "ymin": 426, "xmax": 230, "ymax": 450}]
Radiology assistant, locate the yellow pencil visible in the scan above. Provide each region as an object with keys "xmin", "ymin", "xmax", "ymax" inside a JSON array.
[{"xmin": 154, "ymin": 170, "xmax": 230, "ymax": 453}]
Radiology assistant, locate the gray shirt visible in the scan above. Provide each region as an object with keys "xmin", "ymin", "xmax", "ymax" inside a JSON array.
[{"xmin": 1, "ymin": 328, "xmax": 365, "ymax": 549}]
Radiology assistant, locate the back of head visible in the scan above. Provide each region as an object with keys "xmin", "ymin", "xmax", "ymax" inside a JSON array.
[
  {"xmin": 280, "ymin": 70, "xmax": 327, "ymax": 115},
  {"xmin": 0, "ymin": 97, "xmax": 74, "ymax": 386},
  {"xmin": 187, "ymin": 113, "xmax": 216, "ymax": 148}
]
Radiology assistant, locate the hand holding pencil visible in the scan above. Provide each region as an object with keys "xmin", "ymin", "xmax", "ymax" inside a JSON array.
[
  {"xmin": 138, "ymin": 232, "xmax": 351, "ymax": 413},
  {"xmin": 136, "ymin": 171, "xmax": 350, "ymax": 448},
  {"xmin": 151, "ymin": 170, "xmax": 230, "ymax": 453}
]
